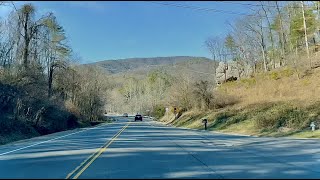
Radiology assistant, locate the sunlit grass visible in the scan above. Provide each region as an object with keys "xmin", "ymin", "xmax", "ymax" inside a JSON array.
[
  {"xmin": 161, "ymin": 100, "xmax": 320, "ymax": 139},
  {"xmin": 289, "ymin": 130, "xmax": 320, "ymax": 138},
  {"xmin": 217, "ymin": 120, "xmax": 259, "ymax": 136}
]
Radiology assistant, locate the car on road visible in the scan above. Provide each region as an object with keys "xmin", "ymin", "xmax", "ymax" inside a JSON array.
[
  {"xmin": 123, "ymin": 113, "xmax": 128, "ymax": 117},
  {"xmin": 134, "ymin": 114, "xmax": 143, "ymax": 121}
]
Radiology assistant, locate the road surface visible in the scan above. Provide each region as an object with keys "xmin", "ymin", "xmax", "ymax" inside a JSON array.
[{"xmin": 0, "ymin": 116, "xmax": 320, "ymax": 178}]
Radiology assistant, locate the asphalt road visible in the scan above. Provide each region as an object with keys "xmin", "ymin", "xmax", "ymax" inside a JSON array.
[{"xmin": 1, "ymin": 116, "xmax": 320, "ymax": 178}]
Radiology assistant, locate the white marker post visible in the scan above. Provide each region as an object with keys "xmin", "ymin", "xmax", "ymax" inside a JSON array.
[
  {"xmin": 310, "ymin": 122, "xmax": 316, "ymax": 131},
  {"xmin": 165, "ymin": 107, "xmax": 169, "ymax": 119}
]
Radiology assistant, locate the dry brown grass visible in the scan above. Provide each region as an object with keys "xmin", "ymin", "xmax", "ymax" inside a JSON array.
[{"xmin": 219, "ymin": 58, "xmax": 320, "ymax": 108}]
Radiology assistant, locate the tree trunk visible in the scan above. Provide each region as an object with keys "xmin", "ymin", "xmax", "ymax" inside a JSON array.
[
  {"xmin": 276, "ymin": 1, "xmax": 286, "ymax": 66},
  {"xmin": 223, "ymin": 54, "xmax": 228, "ymax": 82},
  {"xmin": 23, "ymin": 12, "xmax": 29, "ymax": 69},
  {"xmin": 286, "ymin": 4, "xmax": 294, "ymax": 55},
  {"xmin": 48, "ymin": 65, "xmax": 54, "ymax": 98},
  {"xmin": 261, "ymin": 2, "xmax": 276, "ymax": 69},
  {"xmin": 259, "ymin": 23, "xmax": 268, "ymax": 72},
  {"xmin": 301, "ymin": 1, "xmax": 310, "ymax": 66},
  {"xmin": 261, "ymin": 44, "xmax": 267, "ymax": 72}
]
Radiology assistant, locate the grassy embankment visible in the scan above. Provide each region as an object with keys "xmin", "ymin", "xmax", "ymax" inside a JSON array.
[{"xmin": 160, "ymin": 59, "xmax": 320, "ymax": 138}]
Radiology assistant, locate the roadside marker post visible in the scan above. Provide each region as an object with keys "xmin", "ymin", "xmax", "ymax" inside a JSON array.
[
  {"xmin": 310, "ymin": 122, "xmax": 316, "ymax": 131},
  {"xmin": 202, "ymin": 119, "xmax": 208, "ymax": 130}
]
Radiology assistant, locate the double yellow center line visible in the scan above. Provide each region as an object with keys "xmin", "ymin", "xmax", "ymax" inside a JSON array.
[{"xmin": 66, "ymin": 123, "xmax": 130, "ymax": 179}]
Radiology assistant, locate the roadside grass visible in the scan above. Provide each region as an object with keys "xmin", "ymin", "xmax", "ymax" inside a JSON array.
[
  {"xmin": 81, "ymin": 116, "xmax": 114, "ymax": 127},
  {"xmin": 161, "ymin": 100, "xmax": 320, "ymax": 139},
  {"xmin": 288, "ymin": 130, "xmax": 320, "ymax": 138},
  {"xmin": 218, "ymin": 120, "xmax": 259, "ymax": 136}
]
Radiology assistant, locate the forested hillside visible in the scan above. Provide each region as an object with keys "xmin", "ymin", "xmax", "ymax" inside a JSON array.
[
  {"xmin": 160, "ymin": 1, "xmax": 320, "ymax": 138},
  {"xmin": 0, "ymin": 3, "xmax": 108, "ymax": 144},
  {"xmin": 87, "ymin": 56, "xmax": 213, "ymax": 74}
]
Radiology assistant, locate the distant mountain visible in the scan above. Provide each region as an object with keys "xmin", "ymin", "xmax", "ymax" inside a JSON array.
[{"xmin": 85, "ymin": 56, "xmax": 215, "ymax": 75}]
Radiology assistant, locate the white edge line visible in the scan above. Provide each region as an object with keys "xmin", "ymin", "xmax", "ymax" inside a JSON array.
[{"xmin": 0, "ymin": 123, "xmax": 108, "ymax": 156}]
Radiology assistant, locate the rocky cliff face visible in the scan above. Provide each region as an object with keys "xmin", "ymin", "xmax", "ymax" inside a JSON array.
[{"xmin": 216, "ymin": 61, "xmax": 253, "ymax": 84}]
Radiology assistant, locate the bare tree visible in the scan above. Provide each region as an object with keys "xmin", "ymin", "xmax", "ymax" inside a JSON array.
[
  {"xmin": 41, "ymin": 13, "xmax": 70, "ymax": 98},
  {"xmin": 275, "ymin": 1, "xmax": 287, "ymax": 66},
  {"xmin": 243, "ymin": 14, "xmax": 268, "ymax": 72},
  {"xmin": 205, "ymin": 36, "xmax": 220, "ymax": 76},
  {"xmin": 193, "ymin": 80, "xmax": 213, "ymax": 110},
  {"xmin": 260, "ymin": 1, "xmax": 276, "ymax": 69},
  {"xmin": 301, "ymin": 1, "xmax": 310, "ymax": 64}
]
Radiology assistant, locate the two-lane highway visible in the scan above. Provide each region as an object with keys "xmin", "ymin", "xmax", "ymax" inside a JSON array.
[{"xmin": 1, "ymin": 116, "xmax": 320, "ymax": 178}]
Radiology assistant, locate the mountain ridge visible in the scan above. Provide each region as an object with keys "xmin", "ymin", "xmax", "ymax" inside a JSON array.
[{"xmin": 85, "ymin": 56, "xmax": 215, "ymax": 75}]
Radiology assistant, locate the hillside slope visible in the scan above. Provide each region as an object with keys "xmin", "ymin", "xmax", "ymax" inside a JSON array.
[
  {"xmin": 160, "ymin": 66, "xmax": 320, "ymax": 139},
  {"xmin": 86, "ymin": 56, "xmax": 217, "ymax": 84}
]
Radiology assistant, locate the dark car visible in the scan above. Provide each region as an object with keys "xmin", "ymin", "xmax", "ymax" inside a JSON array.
[
  {"xmin": 134, "ymin": 114, "xmax": 143, "ymax": 121},
  {"xmin": 123, "ymin": 113, "xmax": 128, "ymax": 117}
]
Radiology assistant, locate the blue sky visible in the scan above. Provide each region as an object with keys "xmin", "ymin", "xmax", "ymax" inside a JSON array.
[{"xmin": 0, "ymin": 1, "xmax": 253, "ymax": 64}]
